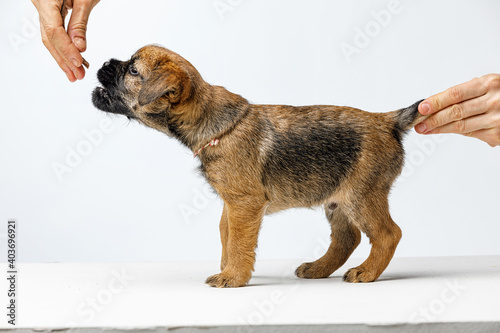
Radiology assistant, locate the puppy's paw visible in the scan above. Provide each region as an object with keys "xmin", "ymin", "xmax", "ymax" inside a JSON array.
[
  {"xmin": 343, "ymin": 267, "xmax": 377, "ymax": 283},
  {"xmin": 205, "ymin": 272, "xmax": 249, "ymax": 288},
  {"xmin": 295, "ymin": 262, "xmax": 332, "ymax": 279}
]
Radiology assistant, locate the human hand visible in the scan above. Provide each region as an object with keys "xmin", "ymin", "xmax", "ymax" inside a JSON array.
[
  {"xmin": 32, "ymin": 0, "xmax": 100, "ymax": 82},
  {"xmin": 415, "ymin": 74, "xmax": 500, "ymax": 147}
]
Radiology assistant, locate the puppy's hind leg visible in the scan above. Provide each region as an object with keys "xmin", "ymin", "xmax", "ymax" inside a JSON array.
[
  {"xmin": 343, "ymin": 195, "xmax": 402, "ymax": 283},
  {"xmin": 295, "ymin": 203, "xmax": 361, "ymax": 279}
]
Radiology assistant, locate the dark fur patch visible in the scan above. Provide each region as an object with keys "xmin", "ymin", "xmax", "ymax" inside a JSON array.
[
  {"xmin": 165, "ymin": 112, "xmax": 190, "ymax": 146},
  {"xmin": 262, "ymin": 112, "xmax": 363, "ymax": 204},
  {"xmin": 392, "ymin": 125, "xmax": 403, "ymax": 144}
]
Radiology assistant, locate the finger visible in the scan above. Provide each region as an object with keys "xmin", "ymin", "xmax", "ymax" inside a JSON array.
[
  {"xmin": 416, "ymin": 95, "xmax": 489, "ymax": 133},
  {"xmin": 37, "ymin": 2, "xmax": 84, "ymax": 68},
  {"xmin": 61, "ymin": 0, "xmax": 88, "ymax": 76},
  {"xmin": 464, "ymin": 128, "xmax": 500, "ymax": 147},
  {"xmin": 43, "ymin": 28, "xmax": 85, "ymax": 81},
  {"xmin": 48, "ymin": 25, "xmax": 84, "ymax": 68},
  {"xmin": 67, "ymin": 0, "xmax": 98, "ymax": 52},
  {"xmin": 40, "ymin": 24, "xmax": 77, "ymax": 82},
  {"xmin": 419, "ymin": 77, "xmax": 488, "ymax": 115},
  {"xmin": 74, "ymin": 62, "xmax": 86, "ymax": 79},
  {"xmin": 44, "ymin": 24, "xmax": 86, "ymax": 79},
  {"xmin": 34, "ymin": 0, "xmax": 85, "ymax": 81},
  {"xmin": 425, "ymin": 113, "xmax": 493, "ymax": 136}
]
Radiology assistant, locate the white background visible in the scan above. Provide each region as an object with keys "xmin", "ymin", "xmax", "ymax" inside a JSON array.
[{"xmin": 0, "ymin": 0, "xmax": 499, "ymax": 263}]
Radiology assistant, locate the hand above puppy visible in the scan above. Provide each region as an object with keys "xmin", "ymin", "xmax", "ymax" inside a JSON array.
[{"xmin": 32, "ymin": 0, "xmax": 99, "ymax": 81}]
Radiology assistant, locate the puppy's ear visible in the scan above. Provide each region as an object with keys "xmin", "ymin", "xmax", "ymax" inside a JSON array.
[{"xmin": 138, "ymin": 65, "xmax": 183, "ymax": 106}]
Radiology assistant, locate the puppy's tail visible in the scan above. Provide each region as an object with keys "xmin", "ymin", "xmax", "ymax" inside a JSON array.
[{"xmin": 390, "ymin": 99, "xmax": 428, "ymax": 133}]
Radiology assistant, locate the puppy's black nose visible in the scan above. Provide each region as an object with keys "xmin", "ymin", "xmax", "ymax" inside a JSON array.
[
  {"xmin": 98, "ymin": 60, "xmax": 119, "ymax": 86},
  {"xmin": 97, "ymin": 59, "xmax": 126, "ymax": 87}
]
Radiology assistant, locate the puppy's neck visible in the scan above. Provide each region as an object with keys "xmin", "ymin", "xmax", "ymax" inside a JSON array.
[{"xmin": 170, "ymin": 85, "xmax": 250, "ymax": 152}]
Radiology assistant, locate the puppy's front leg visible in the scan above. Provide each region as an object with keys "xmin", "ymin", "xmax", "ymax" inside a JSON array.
[
  {"xmin": 206, "ymin": 200, "xmax": 265, "ymax": 288},
  {"xmin": 219, "ymin": 204, "xmax": 228, "ymax": 271}
]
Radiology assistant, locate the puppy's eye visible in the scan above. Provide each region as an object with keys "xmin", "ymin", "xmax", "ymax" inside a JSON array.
[{"xmin": 128, "ymin": 66, "xmax": 139, "ymax": 76}]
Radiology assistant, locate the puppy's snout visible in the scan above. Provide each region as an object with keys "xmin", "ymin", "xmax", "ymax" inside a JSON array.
[
  {"xmin": 101, "ymin": 59, "xmax": 121, "ymax": 72},
  {"xmin": 97, "ymin": 59, "xmax": 123, "ymax": 86}
]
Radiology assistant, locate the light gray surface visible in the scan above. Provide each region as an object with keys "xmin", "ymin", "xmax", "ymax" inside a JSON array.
[
  {"xmin": 1, "ymin": 256, "xmax": 499, "ymax": 331},
  {"xmin": 4, "ymin": 323, "xmax": 500, "ymax": 333}
]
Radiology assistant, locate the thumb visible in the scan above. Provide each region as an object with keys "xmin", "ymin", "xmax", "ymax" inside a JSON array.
[{"xmin": 67, "ymin": 1, "xmax": 94, "ymax": 52}]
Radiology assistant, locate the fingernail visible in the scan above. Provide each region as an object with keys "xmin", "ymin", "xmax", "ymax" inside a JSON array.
[
  {"xmin": 74, "ymin": 37, "xmax": 85, "ymax": 51},
  {"xmin": 415, "ymin": 123, "xmax": 427, "ymax": 133},
  {"xmin": 70, "ymin": 57, "xmax": 80, "ymax": 68},
  {"xmin": 420, "ymin": 102, "xmax": 431, "ymax": 115}
]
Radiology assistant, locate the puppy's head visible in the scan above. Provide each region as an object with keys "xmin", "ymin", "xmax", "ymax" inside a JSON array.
[{"xmin": 92, "ymin": 45, "xmax": 202, "ymax": 134}]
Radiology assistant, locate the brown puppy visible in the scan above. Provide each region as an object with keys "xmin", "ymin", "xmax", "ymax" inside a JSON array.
[{"xmin": 92, "ymin": 45, "xmax": 427, "ymax": 288}]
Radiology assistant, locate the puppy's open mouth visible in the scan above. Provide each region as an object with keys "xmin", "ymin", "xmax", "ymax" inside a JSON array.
[
  {"xmin": 94, "ymin": 86, "xmax": 109, "ymax": 100},
  {"xmin": 92, "ymin": 86, "xmax": 112, "ymax": 109},
  {"xmin": 92, "ymin": 85, "xmax": 136, "ymax": 120},
  {"xmin": 95, "ymin": 86, "xmax": 108, "ymax": 97}
]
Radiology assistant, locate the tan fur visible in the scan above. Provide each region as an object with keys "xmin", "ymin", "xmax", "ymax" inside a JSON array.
[{"xmin": 93, "ymin": 45, "xmax": 425, "ymax": 287}]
